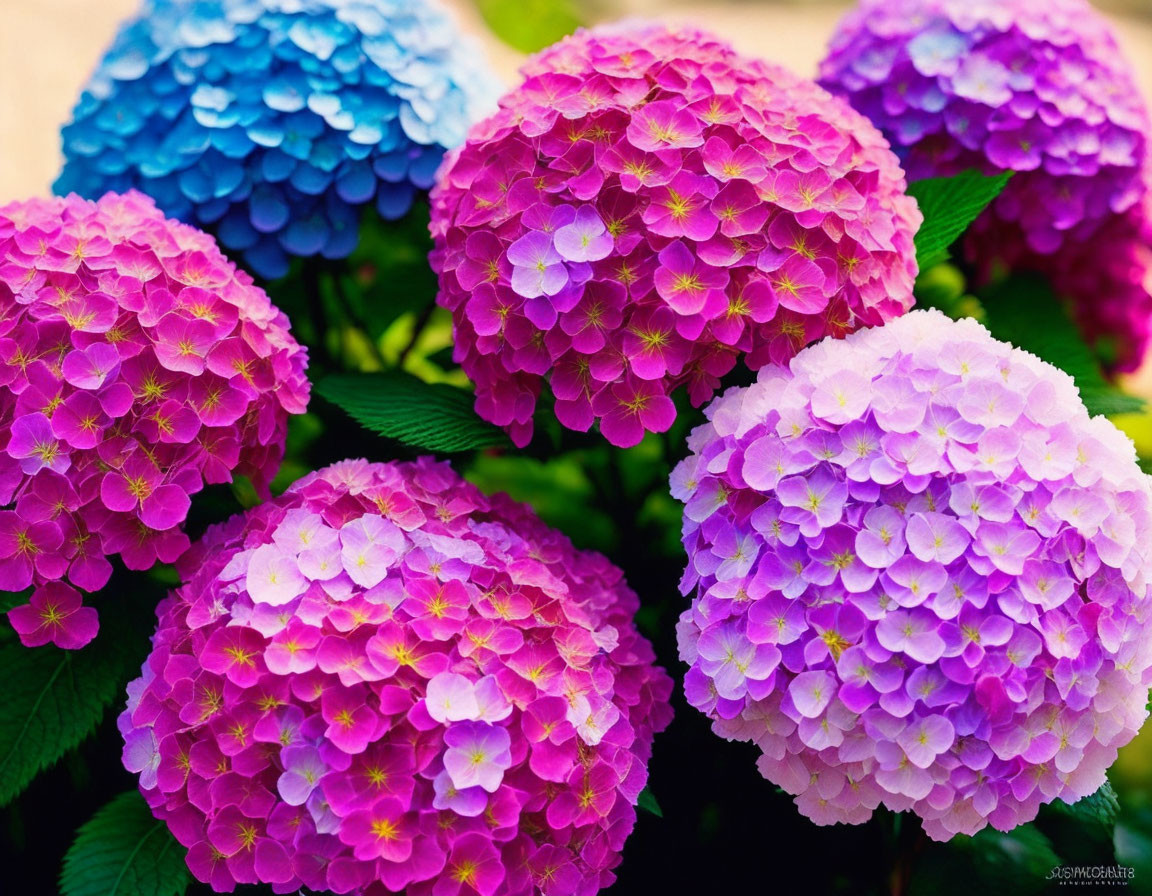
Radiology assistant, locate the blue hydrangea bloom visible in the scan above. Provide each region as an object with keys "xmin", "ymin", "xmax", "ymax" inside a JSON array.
[{"xmin": 56, "ymin": 0, "xmax": 501, "ymax": 278}]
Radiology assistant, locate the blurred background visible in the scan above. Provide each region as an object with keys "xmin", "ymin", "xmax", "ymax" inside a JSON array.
[
  {"xmin": 4, "ymin": 1, "xmax": 1152, "ymax": 893},
  {"xmin": 4, "ymin": 0, "xmax": 1151, "ymax": 204}
]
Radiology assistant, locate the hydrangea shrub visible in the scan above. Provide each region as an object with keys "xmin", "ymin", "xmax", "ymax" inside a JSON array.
[
  {"xmin": 0, "ymin": 191, "xmax": 309, "ymax": 649},
  {"xmin": 674, "ymin": 309, "xmax": 1152, "ymax": 841},
  {"xmin": 819, "ymin": 0, "xmax": 1152, "ymax": 369},
  {"xmin": 56, "ymin": 0, "xmax": 501, "ymax": 279},
  {"xmin": 119, "ymin": 458, "xmax": 673, "ymax": 895},
  {"xmin": 431, "ymin": 22, "xmax": 922, "ymax": 448}
]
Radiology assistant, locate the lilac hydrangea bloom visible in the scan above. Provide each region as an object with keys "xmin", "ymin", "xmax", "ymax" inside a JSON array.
[
  {"xmin": 674, "ymin": 309, "xmax": 1152, "ymax": 841},
  {"xmin": 819, "ymin": 0, "xmax": 1152, "ymax": 369},
  {"xmin": 119, "ymin": 458, "xmax": 673, "ymax": 895},
  {"xmin": 431, "ymin": 23, "xmax": 922, "ymax": 448},
  {"xmin": 0, "ymin": 192, "xmax": 309, "ymax": 649},
  {"xmin": 56, "ymin": 0, "xmax": 501, "ymax": 279}
]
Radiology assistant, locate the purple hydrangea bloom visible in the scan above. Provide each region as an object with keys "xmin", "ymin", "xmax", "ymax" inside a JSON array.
[
  {"xmin": 119, "ymin": 458, "xmax": 673, "ymax": 895},
  {"xmin": 674, "ymin": 309, "xmax": 1152, "ymax": 841},
  {"xmin": 431, "ymin": 23, "xmax": 922, "ymax": 448},
  {"xmin": 819, "ymin": 0, "xmax": 1152, "ymax": 369}
]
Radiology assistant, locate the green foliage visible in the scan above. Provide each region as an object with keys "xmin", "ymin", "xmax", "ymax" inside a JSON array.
[
  {"xmin": 913, "ymin": 262, "xmax": 985, "ymax": 323},
  {"xmin": 1035, "ymin": 781, "xmax": 1120, "ymax": 866},
  {"xmin": 908, "ymin": 170, "xmax": 1012, "ymax": 270},
  {"xmin": 0, "ymin": 588, "xmax": 32, "ymax": 614},
  {"xmin": 0, "ymin": 610, "xmax": 143, "ymax": 807},
  {"xmin": 909, "ymin": 784, "xmax": 1123, "ymax": 893},
  {"xmin": 263, "ymin": 206, "xmax": 438, "ymax": 375},
  {"xmin": 60, "ymin": 791, "xmax": 189, "ymax": 896},
  {"xmin": 1045, "ymin": 781, "xmax": 1120, "ymax": 836},
  {"xmin": 474, "ymin": 0, "xmax": 582, "ymax": 53},
  {"xmin": 638, "ymin": 787, "xmax": 663, "ymax": 818},
  {"xmin": 978, "ymin": 274, "xmax": 1144, "ymax": 417},
  {"xmin": 911, "ymin": 825, "xmax": 1061, "ymax": 896},
  {"xmin": 270, "ymin": 412, "xmax": 327, "ymax": 495},
  {"xmin": 466, "ymin": 453, "xmax": 618, "ymax": 553},
  {"xmin": 315, "ymin": 371, "xmax": 511, "ymax": 453},
  {"xmin": 1117, "ymin": 808, "xmax": 1152, "ymax": 884},
  {"xmin": 342, "ymin": 203, "xmax": 440, "ymax": 340},
  {"xmin": 917, "ymin": 262, "xmax": 1144, "ymax": 418}
]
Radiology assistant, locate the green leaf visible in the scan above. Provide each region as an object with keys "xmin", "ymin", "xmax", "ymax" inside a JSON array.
[
  {"xmin": 474, "ymin": 0, "xmax": 582, "ymax": 53},
  {"xmin": 60, "ymin": 791, "xmax": 189, "ymax": 896},
  {"xmin": 315, "ymin": 371, "xmax": 511, "ymax": 453},
  {"xmin": 637, "ymin": 787, "xmax": 663, "ymax": 818},
  {"xmin": 978, "ymin": 274, "xmax": 1145, "ymax": 417},
  {"xmin": 1116, "ymin": 808, "xmax": 1152, "ymax": 884},
  {"xmin": 908, "ymin": 170, "xmax": 1013, "ymax": 270},
  {"xmin": 1046, "ymin": 781, "xmax": 1120, "ymax": 833},
  {"xmin": 911, "ymin": 824, "xmax": 1061, "ymax": 896},
  {"xmin": 1036, "ymin": 780, "xmax": 1120, "ymax": 865},
  {"xmin": 0, "ymin": 613, "xmax": 138, "ymax": 807}
]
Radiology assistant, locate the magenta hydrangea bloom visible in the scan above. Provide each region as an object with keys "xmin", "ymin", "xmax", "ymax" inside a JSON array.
[
  {"xmin": 673, "ymin": 309, "xmax": 1152, "ymax": 841},
  {"xmin": 987, "ymin": 168, "xmax": 1152, "ymax": 372},
  {"xmin": 0, "ymin": 192, "xmax": 309, "ymax": 649},
  {"xmin": 118, "ymin": 458, "xmax": 673, "ymax": 894},
  {"xmin": 818, "ymin": 0, "xmax": 1152, "ymax": 365},
  {"xmin": 430, "ymin": 23, "xmax": 921, "ymax": 448}
]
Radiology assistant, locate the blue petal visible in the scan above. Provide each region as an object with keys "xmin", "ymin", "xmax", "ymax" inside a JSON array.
[
  {"xmin": 375, "ymin": 181, "xmax": 415, "ymax": 220},
  {"xmin": 212, "ymin": 158, "xmax": 246, "ymax": 198},
  {"xmin": 178, "ymin": 164, "xmax": 213, "ymax": 203},
  {"xmin": 244, "ymin": 237, "xmax": 290, "ymax": 280},
  {"xmin": 321, "ymin": 203, "xmax": 360, "ymax": 259},
  {"xmin": 335, "ymin": 160, "xmax": 375, "ymax": 204},
  {"xmin": 263, "ymin": 77, "xmax": 308, "ymax": 113},
  {"xmin": 289, "ymin": 163, "xmax": 331, "ymax": 195},
  {"xmin": 372, "ymin": 150, "xmax": 409, "ymax": 183},
  {"xmin": 409, "ymin": 146, "xmax": 445, "ymax": 190},
  {"xmin": 249, "ymin": 184, "xmax": 290, "ymax": 233},
  {"xmin": 261, "ymin": 149, "xmax": 297, "ymax": 183},
  {"xmin": 217, "ymin": 207, "xmax": 260, "ymax": 249},
  {"xmin": 280, "ymin": 212, "xmax": 330, "ymax": 256}
]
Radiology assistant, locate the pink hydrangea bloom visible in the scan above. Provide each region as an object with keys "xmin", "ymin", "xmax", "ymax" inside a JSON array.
[
  {"xmin": 431, "ymin": 23, "xmax": 921, "ymax": 448},
  {"xmin": 674, "ymin": 309, "xmax": 1152, "ymax": 841},
  {"xmin": 118, "ymin": 458, "xmax": 673, "ymax": 894},
  {"xmin": 819, "ymin": 0, "xmax": 1152, "ymax": 369},
  {"xmin": 0, "ymin": 192, "xmax": 309, "ymax": 648}
]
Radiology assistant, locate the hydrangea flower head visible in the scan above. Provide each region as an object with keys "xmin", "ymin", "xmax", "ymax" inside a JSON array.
[
  {"xmin": 0, "ymin": 192, "xmax": 309, "ymax": 649},
  {"xmin": 673, "ymin": 309, "xmax": 1152, "ymax": 840},
  {"xmin": 819, "ymin": 0, "xmax": 1150, "ymax": 285},
  {"xmin": 986, "ymin": 166, "xmax": 1152, "ymax": 373},
  {"xmin": 119, "ymin": 458, "xmax": 673, "ymax": 894},
  {"xmin": 56, "ymin": 0, "xmax": 501, "ymax": 279},
  {"xmin": 431, "ymin": 23, "xmax": 921, "ymax": 448}
]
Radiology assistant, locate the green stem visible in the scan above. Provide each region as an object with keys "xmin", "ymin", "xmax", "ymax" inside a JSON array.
[{"xmin": 398, "ymin": 301, "xmax": 436, "ymax": 366}]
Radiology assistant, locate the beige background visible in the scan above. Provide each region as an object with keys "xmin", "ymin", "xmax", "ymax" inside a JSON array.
[{"xmin": 3, "ymin": 0, "xmax": 1151, "ymax": 201}]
